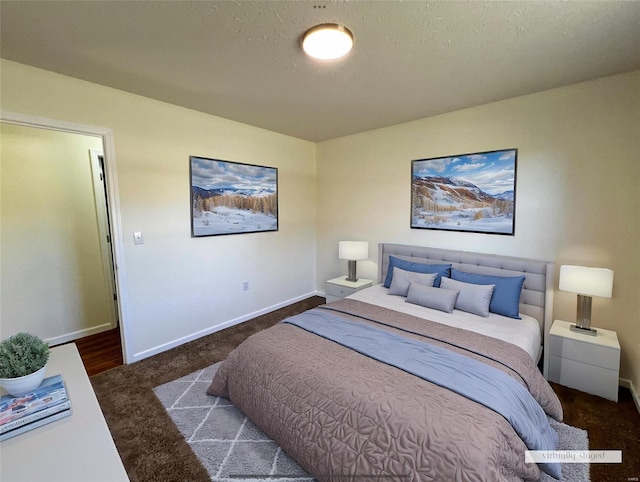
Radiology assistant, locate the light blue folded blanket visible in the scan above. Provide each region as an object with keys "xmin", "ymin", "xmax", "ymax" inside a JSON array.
[{"xmin": 284, "ymin": 308, "xmax": 561, "ymax": 479}]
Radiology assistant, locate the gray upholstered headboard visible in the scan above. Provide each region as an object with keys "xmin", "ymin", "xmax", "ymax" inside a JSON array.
[{"xmin": 378, "ymin": 243, "xmax": 555, "ymax": 374}]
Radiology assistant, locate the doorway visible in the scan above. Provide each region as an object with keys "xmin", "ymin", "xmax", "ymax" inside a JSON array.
[
  {"xmin": 89, "ymin": 149, "xmax": 119, "ymax": 328},
  {"xmin": 0, "ymin": 111, "xmax": 130, "ymax": 364}
]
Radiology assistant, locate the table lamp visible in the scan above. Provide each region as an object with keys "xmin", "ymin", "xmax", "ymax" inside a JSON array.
[
  {"xmin": 338, "ymin": 241, "xmax": 368, "ymax": 282},
  {"xmin": 559, "ymin": 264, "xmax": 614, "ymax": 336}
]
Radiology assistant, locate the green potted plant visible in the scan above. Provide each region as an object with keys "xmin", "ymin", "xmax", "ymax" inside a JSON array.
[{"xmin": 0, "ymin": 332, "xmax": 50, "ymax": 396}]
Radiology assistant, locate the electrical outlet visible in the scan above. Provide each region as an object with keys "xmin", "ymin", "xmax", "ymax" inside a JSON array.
[
  {"xmin": 243, "ymin": 281, "xmax": 249, "ymax": 291},
  {"xmin": 133, "ymin": 232, "xmax": 144, "ymax": 245}
]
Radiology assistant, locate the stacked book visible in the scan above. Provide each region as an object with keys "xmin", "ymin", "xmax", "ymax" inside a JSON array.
[{"xmin": 0, "ymin": 374, "xmax": 71, "ymax": 441}]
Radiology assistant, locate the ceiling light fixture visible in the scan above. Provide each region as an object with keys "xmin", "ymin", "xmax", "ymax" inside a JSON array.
[{"xmin": 302, "ymin": 23, "xmax": 354, "ymax": 60}]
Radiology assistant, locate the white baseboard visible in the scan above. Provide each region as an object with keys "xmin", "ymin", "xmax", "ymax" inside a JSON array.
[
  {"xmin": 131, "ymin": 291, "xmax": 321, "ymax": 363},
  {"xmin": 45, "ymin": 322, "xmax": 117, "ymax": 347},
  {"xmin": 620, "ymin": 378, "xmax": 640, "ymax": 414}
]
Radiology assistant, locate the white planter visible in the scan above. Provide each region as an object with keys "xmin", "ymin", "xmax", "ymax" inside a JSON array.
[{"xmin": 0, "ymin": 364, "xmax": 48, "ymax": 397}]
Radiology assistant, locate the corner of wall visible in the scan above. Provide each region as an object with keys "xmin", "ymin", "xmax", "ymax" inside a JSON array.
[
  {"xmin": 631, "ymin": 381, "xmax": 640, "ymax": 415},
  {"xmin": 620, "ymin": 378, "xmax": 640, "ymax": 415}
]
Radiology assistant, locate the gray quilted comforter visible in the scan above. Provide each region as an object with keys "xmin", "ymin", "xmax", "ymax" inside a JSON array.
[{"xmin": 208, "ymin": 299, "xmax": 563, "ymax": 482}]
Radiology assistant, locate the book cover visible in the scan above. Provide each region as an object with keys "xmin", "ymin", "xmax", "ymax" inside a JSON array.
[
  {"xmin": 0, "ymin": 408, "xmax": 71, "ymax": 441},
  {"xmin": 0, "ymin": 374, "xmax": 69, "ymax": 428},
  {"xmin": 0, "ymin": 399, "xmax": 72, "ymax": 434}
]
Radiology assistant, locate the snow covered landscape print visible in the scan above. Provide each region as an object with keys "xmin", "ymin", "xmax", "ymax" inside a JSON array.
[
  {"xmin": 411, "ymin": 148, "xmax": 517, "ymax": 235},
  {"xmin": 190, "ymin": 156, "xmax": 278, "ymax": 236}
]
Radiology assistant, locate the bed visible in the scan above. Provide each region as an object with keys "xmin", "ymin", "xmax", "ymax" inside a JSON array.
[
  {"xmin": 373, "ymin": 243, "xmax": 555, "ymax": 372},
  {"xmin": 208, "ymin": 243, "xmax": 562, "ymax": 482}
]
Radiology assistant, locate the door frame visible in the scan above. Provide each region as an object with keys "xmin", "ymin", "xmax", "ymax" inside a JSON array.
[{"xmin": 1, "ymin": 110, "xmax": 131, "ymax": 364}]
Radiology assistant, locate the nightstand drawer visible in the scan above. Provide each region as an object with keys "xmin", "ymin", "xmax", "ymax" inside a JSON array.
[
  {"xmin": 549, "ymin": 335, "xmax": 619, "ymax": 370},
  {"xmin": 549, "ymin": 355, "xmax": 619, "ymax": 401},
  {"xmin": 325, "ymin": 277, "xmax": 373, "ymax": 302},
  {"xmin": 325, "ymin": 282, "xmax": 359, "ymax": 298}
]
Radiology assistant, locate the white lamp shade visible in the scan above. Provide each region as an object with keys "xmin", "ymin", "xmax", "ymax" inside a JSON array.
[
  {"xmin": 302, "ymin": 24, "xmax": 353, "ymax": 60},
  {"xmin": 338, "ymin": 241, "xmax": 368, "ymax": 261},
  {"xmin": 559, "ymin": 265, "xmax": 614, "ymax": 298}
]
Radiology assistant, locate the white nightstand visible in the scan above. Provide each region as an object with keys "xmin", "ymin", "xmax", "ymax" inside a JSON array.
[
  {"xmin": 325, "ymin": 276, "xmax": 373, "ymax": 303},
  {"xmin": 548, "ymin": 319, "xmax": 620, "ymax": 401}
]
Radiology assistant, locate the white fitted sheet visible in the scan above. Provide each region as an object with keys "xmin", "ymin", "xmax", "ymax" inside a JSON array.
[{"xmin": 346, "ymin": 284, "xmax": 542, "ymax": 362}]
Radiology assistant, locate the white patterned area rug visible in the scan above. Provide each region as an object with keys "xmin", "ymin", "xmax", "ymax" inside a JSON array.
[
  {"xmin": 153, "ymin": 363, "xmax": 313, "ymax": 482},
  {"xmin": 153, "ymin": 363, "xmax": 589, "ymax": 482}
]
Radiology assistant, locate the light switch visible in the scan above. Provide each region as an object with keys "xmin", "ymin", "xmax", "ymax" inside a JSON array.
[{"xmin": 133, "ymin": 232, "xmax": 144, "ymax": 245}]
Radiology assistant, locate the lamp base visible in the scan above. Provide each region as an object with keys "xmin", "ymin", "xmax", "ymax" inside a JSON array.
[
  {"xmin": 345, "ymin": 260, "xmax": 359, "ymax": 283},
  {"xmin": 570, "ymin": 324, "xmax": 598, "ymax": 336},
  {"xmin": 572, "ymin": 294, "xmax": 597, "ymax": 336}
]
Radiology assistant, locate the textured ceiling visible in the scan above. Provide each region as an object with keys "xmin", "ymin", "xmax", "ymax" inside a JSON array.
[{"xmin": 1, "ymin": 1, "xmax": 639, "ymax": 142}]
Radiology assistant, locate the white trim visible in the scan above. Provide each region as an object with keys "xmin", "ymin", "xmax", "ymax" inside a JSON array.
[
  {"xmin": 131, "ymin": 291, "xmax": 320, "ymax": 362},
  {"xmin": 0, "ymin": 110, "xmax": 132, "ymax": 364},
  {"xmin": 44, "ymin": 323, "xmax": 116, "ymax": 347},
  {"xmin": 0, "ymin": 111, "xmax": 106, "ymax": 137},
  {"xmin": 619, "ymin": 378, "xmax": 640, "ymax": 415},
  {"xmin": 542, "ymin": 263, "xmax": 555, "ymax": 380}
]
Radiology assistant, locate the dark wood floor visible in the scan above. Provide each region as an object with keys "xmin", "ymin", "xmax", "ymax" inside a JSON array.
[{"xmin": 74, "ymin": 327, "xmax": 123, "ymax": 376}]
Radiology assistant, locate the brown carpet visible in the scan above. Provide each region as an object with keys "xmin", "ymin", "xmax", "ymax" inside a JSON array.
[
  {"xmin": 91, "ymin": 296, "xmax": 640, "ymax": 482},
  {"xmin": 550, "ymin": 382, "xmax": 640, "ymax": 482}
]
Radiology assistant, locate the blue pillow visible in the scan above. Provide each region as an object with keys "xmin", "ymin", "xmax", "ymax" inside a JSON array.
[
  {"xmin": 384, "ymin": 256, "xmax": 452, "ymax": 288},
  {"xmin": 450, "ymin": 268, "xmax": 525, "ymax": 319}
]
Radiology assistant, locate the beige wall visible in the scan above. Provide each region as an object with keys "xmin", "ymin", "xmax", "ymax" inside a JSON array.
[
  {"xmin": 1, "ymin": 59, "xmax": 317, "ymax": 362},
  {"xmin": 2, "ymin": 58, "xmax": 638, "ymax": 393},
  {"xmin": 1, "ymin": 124, "xmax": 110, "ymax": 343},
  {"xmin": 317, "ymin": 70, "xmax": 640, "ymax": 390}
]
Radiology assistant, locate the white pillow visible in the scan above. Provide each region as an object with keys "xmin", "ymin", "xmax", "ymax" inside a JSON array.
[
  {"xmin": 388, "ymin": 267, "xmax": 437, "ymax": 297},
  {"xmin": 406, "ymin": 283, "xmax": 460, "ymax": 313},
  {"xmin": 440, "ymin": 277, "xmax": 495, "ymax": 317}
]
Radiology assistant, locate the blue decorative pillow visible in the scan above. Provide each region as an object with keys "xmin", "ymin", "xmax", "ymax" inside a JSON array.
[
  {"xmin": 450, "ymin": 268, "xmax": 525, "ymax": 319},
  {"xmin": 384, "ymin": 256, "xmax": 452, "ymax": 288}
]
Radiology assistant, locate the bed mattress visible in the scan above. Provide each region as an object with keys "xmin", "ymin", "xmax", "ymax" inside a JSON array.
[{"xmin": 347, "ymin": 284, "xmax": 543, "ymax": 362}]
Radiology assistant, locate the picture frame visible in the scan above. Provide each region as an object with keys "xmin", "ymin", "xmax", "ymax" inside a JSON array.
[
  {"xmin": 411, "ymin": 148, "xmax": 517, "ymax": 235},
  {"xmin": 190, "ymin": 156, "xmax": 278, "ymax": 237}
]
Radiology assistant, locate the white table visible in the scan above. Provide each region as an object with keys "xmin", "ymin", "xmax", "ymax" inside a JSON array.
[
  {"xmin": 548, "ymin": 319, "xmax": 620, "ymax": 401},
  {"xmin": 325, "ymin": 276, "xmax": 373, "ymax": 303},
  {"xmin": 0, "ymin": 343, "xmax": 129, "ymax": 481}
]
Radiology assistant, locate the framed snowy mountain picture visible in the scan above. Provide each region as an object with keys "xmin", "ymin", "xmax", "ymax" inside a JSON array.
[
  {"xmin": 190, "ymin": 156, "xmax": 278, "ymax": 237},
  {"xmin": 411, "ymin": 148, "xmax": 517, "ymax": 235}
]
